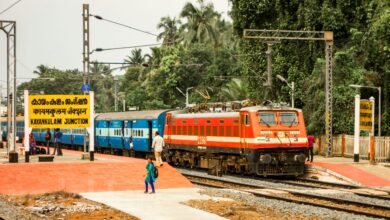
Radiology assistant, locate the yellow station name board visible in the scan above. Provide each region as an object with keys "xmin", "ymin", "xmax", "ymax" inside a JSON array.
[
  {"xmin": 360, "ymin": 100, "xmax": 372, "ymax": 131},
  {"xmin": 28, "ymin": 95, "xmax": 90, "ymax": 128}
]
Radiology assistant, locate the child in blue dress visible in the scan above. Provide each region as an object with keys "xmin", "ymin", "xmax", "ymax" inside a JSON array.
[{"xmin": 144, "ymin": 157, "xmax": 156, "ymax": 194}]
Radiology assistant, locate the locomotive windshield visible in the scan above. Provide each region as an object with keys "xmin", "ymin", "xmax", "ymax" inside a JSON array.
[
  {"xmin": 258, "ymin": 112, "xmax": 276, "ymax": 126},
  {"xmin": 280, "ymin": 112, "xmax": 298, "ymax": 126}
]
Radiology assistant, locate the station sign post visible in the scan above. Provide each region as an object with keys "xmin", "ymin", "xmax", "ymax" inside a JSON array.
[
  {"xmin": 24, "ymin": 92, "xmax": 94, "ymax": 162},
  {"xmin": 354, "ymin": 96, "xmax": 375, "ymax": 163}
]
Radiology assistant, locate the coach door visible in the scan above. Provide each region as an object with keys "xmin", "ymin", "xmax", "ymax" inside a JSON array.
[
  {"xmin": 165, "ymin": 114, "xmax": 171, "ymax": 144},
  {"xmin": 240, "ymin": 112, "xmax": 249, "ymax": 152},
  {"xmin": 148, "ymin": 120, "xmax": 153, "ymax": 149}
]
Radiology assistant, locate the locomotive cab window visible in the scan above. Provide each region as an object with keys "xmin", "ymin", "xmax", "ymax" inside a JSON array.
[
  {"xmin": 281, "ymin": 112, "xmax": 298, "ymax": 126},
  {"xmin": 258, "ymin": 112, "xmax": 276, "ymax": 126}
]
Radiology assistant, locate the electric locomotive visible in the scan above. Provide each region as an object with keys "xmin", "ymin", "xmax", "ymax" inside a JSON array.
[{"xmin": 163, "ymin": 105, "xmax": 308, "ymax": 176}]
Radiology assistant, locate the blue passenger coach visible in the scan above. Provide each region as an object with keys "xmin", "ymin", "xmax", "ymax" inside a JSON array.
[{"xmin": 95, "ymin": 110, "xmax": 169, "ymax": 153}]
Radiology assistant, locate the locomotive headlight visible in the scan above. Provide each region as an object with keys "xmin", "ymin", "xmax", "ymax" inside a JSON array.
[
  {"xmin": 294, "ymin": 154, "xmax": 306, "ymax": 163},
  {"xmin": 260, "ymin": 154, "xmax": 272, "ymax": 164}
]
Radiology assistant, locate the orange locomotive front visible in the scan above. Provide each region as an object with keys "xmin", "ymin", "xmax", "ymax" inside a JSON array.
[{"xmin": 163, "ymin": 106, "xmax": 308, "ymax": 176}]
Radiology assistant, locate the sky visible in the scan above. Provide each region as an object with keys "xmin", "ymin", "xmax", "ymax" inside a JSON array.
[{"xmin": 0, "ymin": 0, "xmax": 231, "ymax": 91}]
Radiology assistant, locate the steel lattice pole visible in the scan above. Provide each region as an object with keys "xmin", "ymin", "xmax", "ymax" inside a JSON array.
[{"xmin": 325, "ymin": 40, "xmax": 333, "ymax": 157}]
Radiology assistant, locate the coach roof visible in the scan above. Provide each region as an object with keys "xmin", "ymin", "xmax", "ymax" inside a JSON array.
[{"xmin": 95, "ymin": 110, "xmax": 170, "ymax": 121}]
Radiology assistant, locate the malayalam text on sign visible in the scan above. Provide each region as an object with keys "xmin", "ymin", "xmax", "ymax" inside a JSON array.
[{"xmin": 28, "ymin": 95, "xmax": 90, "ymax": 128}]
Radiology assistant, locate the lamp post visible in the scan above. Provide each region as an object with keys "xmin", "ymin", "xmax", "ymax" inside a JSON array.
[
  {"xmin": 176, "ymin": 87, "xmax": 193, "ymax": 107},
  {"xmin": 276, "ymin": 74, "xmax": 295, "ymax": 108},
  {"xmin": 349, "ymin": 84, "xmax": 381, "ymax": 136}
]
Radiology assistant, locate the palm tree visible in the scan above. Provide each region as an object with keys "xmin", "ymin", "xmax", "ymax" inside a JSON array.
[
  {"xmin": 33, "ymin": 65, "xmax": 49, "ymax": 76},
  {"xmin": 124, "ymin": 48, "xmax": 145, "ymax": 65},
  {"xmin": 180, "ymin": 0, "xmax": 220, "ymax": 47},
  {"xmin": 220, "ymin": 78, "xmax": 249, "ymax": 101},
  {"xmin": 157, "ymin": 16, "xmax": 181, "ymax": 46}
]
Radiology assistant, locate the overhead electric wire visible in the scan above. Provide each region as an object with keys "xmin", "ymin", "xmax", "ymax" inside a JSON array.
[
  {"xmin": 90, "ymin": 14, "xmax": 158, "ymax": 37},
  {"xmin": 0, "ymin": 0, "xmax": 22, "ymax": 15}
]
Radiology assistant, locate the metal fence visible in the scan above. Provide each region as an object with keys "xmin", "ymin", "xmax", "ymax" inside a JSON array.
[{"xmin": 316, "ymin": 135, "xmax": 390, "ymax": 162}]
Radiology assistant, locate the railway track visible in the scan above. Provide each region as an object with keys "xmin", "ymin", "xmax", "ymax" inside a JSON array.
[
  {"xmin": 178, "ymin": 167, "xmax": 390, "ymax": 201},
  {"xmin": 273, "ymin": 178, "xmax": 390, "ymax": 201},
  {"xmin": 183, "ymin": 172, "xmax": 390, "ymax": 219}
]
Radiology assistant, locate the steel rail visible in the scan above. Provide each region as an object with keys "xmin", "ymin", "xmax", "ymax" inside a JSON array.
[{"xmin": 184, "ymin": 173, "xmax": 390, "ymax": 219}]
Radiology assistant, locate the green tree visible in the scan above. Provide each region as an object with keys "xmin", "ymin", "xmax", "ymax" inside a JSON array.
[
  {"xmin": 180, "ymin": 0, "xmax": 220, "ymax": 47},
  {"xmin": 157, "ymin": 16, "xmax": 181, "ymax": 46}
]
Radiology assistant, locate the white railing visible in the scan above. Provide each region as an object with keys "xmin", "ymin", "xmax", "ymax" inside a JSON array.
[{"xmin": 315, "ymin": 135, "xmax": 390, "ymax": 162}]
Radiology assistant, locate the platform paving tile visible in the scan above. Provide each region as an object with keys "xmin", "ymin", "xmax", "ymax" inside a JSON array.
[
  {"xmin": 0, "ymin": 159, "xmax": 193, "ymax": 195},
  {"xmin": 81, "ymin": 188, "xmax": 227, "ymax": 220},
  {"xmin": 311, "ymin": 161, "xmax": 390, "ymax": 187}
]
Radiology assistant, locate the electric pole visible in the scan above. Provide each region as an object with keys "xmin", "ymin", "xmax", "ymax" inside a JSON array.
[
  {"xmin": 243, "ymin": 29, "xmax": 334, "ymax": 156},
  {"xmin": 1, "ymin": 20, "xmax": 17, "ymax": 162},
  {"xmin": 82, "ymin": 4, "xmax": 90, "ymax": 153}
]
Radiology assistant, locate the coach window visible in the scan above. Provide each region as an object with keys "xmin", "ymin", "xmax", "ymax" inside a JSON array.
[
  {"xmin": 206, "ymin": 120, "xmax": 211, "ymax": 124},
  {"xmin": 233, "ymin": 119, "xmax": 238, "ymax": 124},
  {"xmin": 259, "ymin": 112, "xmax": 276, "ymax": 126},
  {"xmin": 245, "ymin": 115, "xmax": 250, "ymax": 125},
  {"xmin": 219, "ymin": 120, "xmax": 224, "ymax": 124}
]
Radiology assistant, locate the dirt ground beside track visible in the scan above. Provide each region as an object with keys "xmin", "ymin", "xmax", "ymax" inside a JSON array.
[
  {"xmin": 185, "ymin": 199, "xmax": 321, "ymax": 220},
  {"xmin": 0, "ymin": 191, "xmax": 138, "ymax": 220}
]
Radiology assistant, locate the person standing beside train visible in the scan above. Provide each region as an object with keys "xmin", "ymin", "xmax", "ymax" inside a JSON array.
[
  {"xmin": 307, "ymin": 135, "xmax": 315, "ymax": 162},
  {"xmin": 152, "ymin": 131, "xmax": 164, "ymax": 167},
  {"xmin": 45, "ymin": 128, "xmax": 51, "ymax": 155},
  {"xmin": 52, "ymin": 128, "xmax": 63, "ymax": 156}
]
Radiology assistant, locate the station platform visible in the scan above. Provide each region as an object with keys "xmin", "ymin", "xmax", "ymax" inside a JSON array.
[
  {"xmin": 0, "ymin": 145, "xmax": 193, "ymax": 195},
  {"xmin": 307, "ymin": 156, "xmax": 390, "ymax": 187}
]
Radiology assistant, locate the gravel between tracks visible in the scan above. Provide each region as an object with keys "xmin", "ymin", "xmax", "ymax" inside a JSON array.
[
  {"xmin": 179, "ymin": 169, "xmax": 390, "ymax": 208},
  {"xmin": 178, "ymin": 168, "xmax": 315, "ymax": 190},
  {"xmin": 200, "ymin": 188, "xmax": 384, "ymax": 220}
]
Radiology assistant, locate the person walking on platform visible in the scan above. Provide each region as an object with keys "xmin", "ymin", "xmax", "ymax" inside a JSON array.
[
  {"xmin": 152, "ymin": 131, "xmax": 164, "ymax": 167},
  {"xmin": 45, "ymin": 128, "xmax": 51, "ymax": 155},
  {"xmin": 52, "ymin": 128, "xmax": 63, "ymax": 156},
  {"xmin": 307, "ymin": 135, "xmax": 315, "ymax": 162},
  {"xmin": 144, "ymin": 157, "xmax": 156, "ymax": 194},
  {"xmin": 29, "ymin": 133, "xmax": 37, "ymax": 155}
]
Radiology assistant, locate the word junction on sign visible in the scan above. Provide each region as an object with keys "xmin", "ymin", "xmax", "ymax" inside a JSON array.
[{"xmin": 28, "ymin": 95, "xmax": 90, "ymax": 128}]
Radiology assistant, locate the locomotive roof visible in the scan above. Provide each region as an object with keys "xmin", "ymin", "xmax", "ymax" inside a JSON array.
[
  {"xmin": 241, "ymin": 105, "xmax": 302, "ymax": 112},
  {"xmin": 95, "ymin": 110, "xmax": 170, "ymax": 120},
  {"xmin": 172, "ymin": 112, "xmax": 240, "ymax": 119}
]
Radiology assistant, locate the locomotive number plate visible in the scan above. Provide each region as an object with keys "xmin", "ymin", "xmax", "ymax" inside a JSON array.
[{"xmin": 277, "ymin": 131, "xmax": 285, "ymax": 138}]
